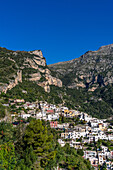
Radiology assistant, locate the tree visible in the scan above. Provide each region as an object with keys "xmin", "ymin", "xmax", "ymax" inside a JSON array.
[
  {"xmin": 77, "ymin": 149, "xmax": 84, "ymax": 156},
  {"xmin": 0, "ymin": 142, "xmax": 17, "ymax": 170},
  {"xmin": 17, "ymin": 146, "xmax": 36, "ymax": 170},
  {"xmin": 24, "ymin": 119, "xmax": 56, "ymax": 168},
  {"xmin": 0, "ymin": 103, "xmax": 5, "ymax": 118},
  {"xmin": 0, "ymin": 122, "xmax": 15, "ymax": 144}
]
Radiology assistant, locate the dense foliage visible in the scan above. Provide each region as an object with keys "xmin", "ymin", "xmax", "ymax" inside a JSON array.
[
  {"xmin": 0, "ymin": 120, "xmax": 92, "ymax": 170},
  {"xmin": 0, "ymin": 103, "xmax": 6, "ymax": 118},
  {"xmin": 0, "ymin": 142, "xmax": 17, "ymax": 170},
  {"xmin": 5, "ymin": 82, "xmax": 113, "ymax": 119}
]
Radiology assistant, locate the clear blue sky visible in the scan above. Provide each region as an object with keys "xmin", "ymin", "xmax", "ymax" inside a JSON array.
[{"xmin": 0, "ymin": 0, "xmax": 113, "ymax": 64}]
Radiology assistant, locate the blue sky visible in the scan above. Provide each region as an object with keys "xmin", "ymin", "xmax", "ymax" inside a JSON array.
[{"xmin": 0, "ymin": 0, "xmax": 113, "ymax": 64}]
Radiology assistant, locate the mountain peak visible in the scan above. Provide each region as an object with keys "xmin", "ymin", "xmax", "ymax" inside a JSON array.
[
  {"xmin": 49, "ymin": 43, "xmax": 113, "ymax": 90},
  {"xmin": 29, "ymin": 50, "xmax": 43, "ymax": 58}
]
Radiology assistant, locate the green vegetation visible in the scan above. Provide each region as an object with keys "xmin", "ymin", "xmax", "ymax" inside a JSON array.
[
  {"xmin": 0, "ymin": 122, "xmax": 15, "ymax": 143},
  {"xmin": 24, "ymin": 119, "xmax": 55, "ymax": 169},
  {"xmin": 0, "ymin": 142, "xmax": 17, "ymax": 170},
  {"xmin": 22, "ymin": 68, "xmax": 38, "ymax": 79},
  {"xmin": 6, "ymin": 82, "xmax": 63, "ymax": 104},
  {"xmin": 52, "ymin": 143, "xmax": 93, "ymax": 170},
  {"xmin": 0, "ymin": 48, "xmax": 18, "ymax": 83},
  {"xmin": 5, "ymin": 81, "xmax": 113, "ymax": 119},
  {"xmin": 39, "ymin": 75, "xmax": 46, "ymax": 82},
  {"xmin": 0, "ymin": 120, "xmax": 92, "ymax": 170},
  {"xmin": 93, "ymin": 84, "xmax": 113, "ymax": 108},
  {"xmin": 0, "ymin": 58, "xmax": 17, "ymax": 83},
  {"xmin": 0, "ymin": 47, "xmax": 113, "ymax": 119},
  {"xmin": 0, "ymin": 103, "xmax": 6, "ymax": 118},
  {"xmin": 6, "ymin": 81, "xmax": 47, "ymax": 102},
  {"xmin": 97, "ymin": 139, "xmax": 113, "ymax": 150}
]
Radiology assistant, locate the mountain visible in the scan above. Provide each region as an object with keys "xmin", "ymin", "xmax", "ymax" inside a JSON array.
[
  {"xmin": 0, "ymin": 47, "xmax": 62, "ymax": 93},
  {"xmin": 0, "ymin": 45, "xmax": 113, "ymax": 119},
  {"xmin": 49, "ymin": 44, "xmax": 113, "ymax": 91},
  {"xmin": 48, "ymin": 44, "xmax": 113, "ymax": 118}
]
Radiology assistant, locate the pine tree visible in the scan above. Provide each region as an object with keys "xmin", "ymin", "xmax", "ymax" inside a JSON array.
[{"xmin": 24, "ymin": 119, "xmax": 56, "ymax": 169}]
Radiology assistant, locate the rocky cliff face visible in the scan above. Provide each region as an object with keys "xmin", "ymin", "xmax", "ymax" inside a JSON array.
[
  {"xmin": 0, "ymin": 48, "xmax": 62, "ymax": 93},
  {"xmin": 38, "ymin": 74, "xmax": 62, "ymax": 93},
  {"xmin": 0, "ymin": 70, "xmax": 22, "ymax": 93},
  {"xmin": 49, "ymin": 44, "xmax": 113, "ymax": 91}
]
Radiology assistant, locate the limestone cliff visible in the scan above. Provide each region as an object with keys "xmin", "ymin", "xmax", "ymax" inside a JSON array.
[
  {"xmin": 0, "ymin": 48, "xmax": 62, "ymax": 93},
  {"xmin": 38, "ymin": 74, "xmax": 62, "ymax": 92},
  {"xmin": 1, "ymin": 70, "xmax": 22, "ymax": 93},
  {"xmin": 49, "ymin": 44, "xmax": 113, "ymax": 91}
]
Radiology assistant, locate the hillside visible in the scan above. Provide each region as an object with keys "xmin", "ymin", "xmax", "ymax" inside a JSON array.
[
  {"xmin": 0, "ymin": 45, "xmax": 113, "ymax": 119},
  {"xmin": 49, "ymin": 44, "xmax": 113, "ymax": 91},
  {"xmin": 48, "ymin": 44, "xmax": 113, "ymax": 118},
  {"xmin": 0, "ymin": 47, "xmax": 62, "ymax": 93}
]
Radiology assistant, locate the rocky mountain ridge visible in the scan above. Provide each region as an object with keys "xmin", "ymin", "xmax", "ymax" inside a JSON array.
[
  {"xmin": 0, "ymin": 45, "xmax": 113, "ymax": 119},
  {"xmin": 49, "ymin": 44, "xmax": 113, "ymax": 91},
  {"xmin": 0, "ymin": 48, "xmax": 62, "ymax": 93}
]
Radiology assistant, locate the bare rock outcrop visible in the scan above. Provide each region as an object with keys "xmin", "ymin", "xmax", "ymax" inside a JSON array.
[
  {"xmin": 49, "ymin": 43, "xmax": 113, "ymax": 91},
  {"xmin": 45, "ymin": 74, "xmax": 62, "ymax": 87},
  {"xmin": 34, "ymin": 57, "xmax": 46, "ymax": 67},
  {"xmin": 37, "ymin": 74, "xmax": 62, "ymax": 92},
  {"xmin": 2, "ymin": 70, "xmax": 22, "ymax": 93},
  {"xmin": 25, "ymin": 58, "xmax": 39, "ymax": 69},
  {"xmin": 29, "ymin": 72, "xmax": 41, "ymax": 81},
  {"xmin": 29, "ymin": 50, "xmax": 43, "ymax": 58},
  {"xmin": 44, "ymin": 85, "xmax": 50, "ymax": 93},
  {"xmin": 0, "ymin": 48, "xmax": 62, "ymax": 93}
]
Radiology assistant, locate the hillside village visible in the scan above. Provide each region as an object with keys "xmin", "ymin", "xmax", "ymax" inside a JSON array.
[
  {"xmin": 1, "ymin": 98, "xmax": 113, "ymax": 170},
  {"xmin": 1, "ymin": 0, "xmax": 113, "ymax": 168}
]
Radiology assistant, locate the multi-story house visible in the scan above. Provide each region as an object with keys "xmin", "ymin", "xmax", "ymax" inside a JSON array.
[{"xmin": 84, "ymin": 150, "xmax": 97, "ymax": 159}]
